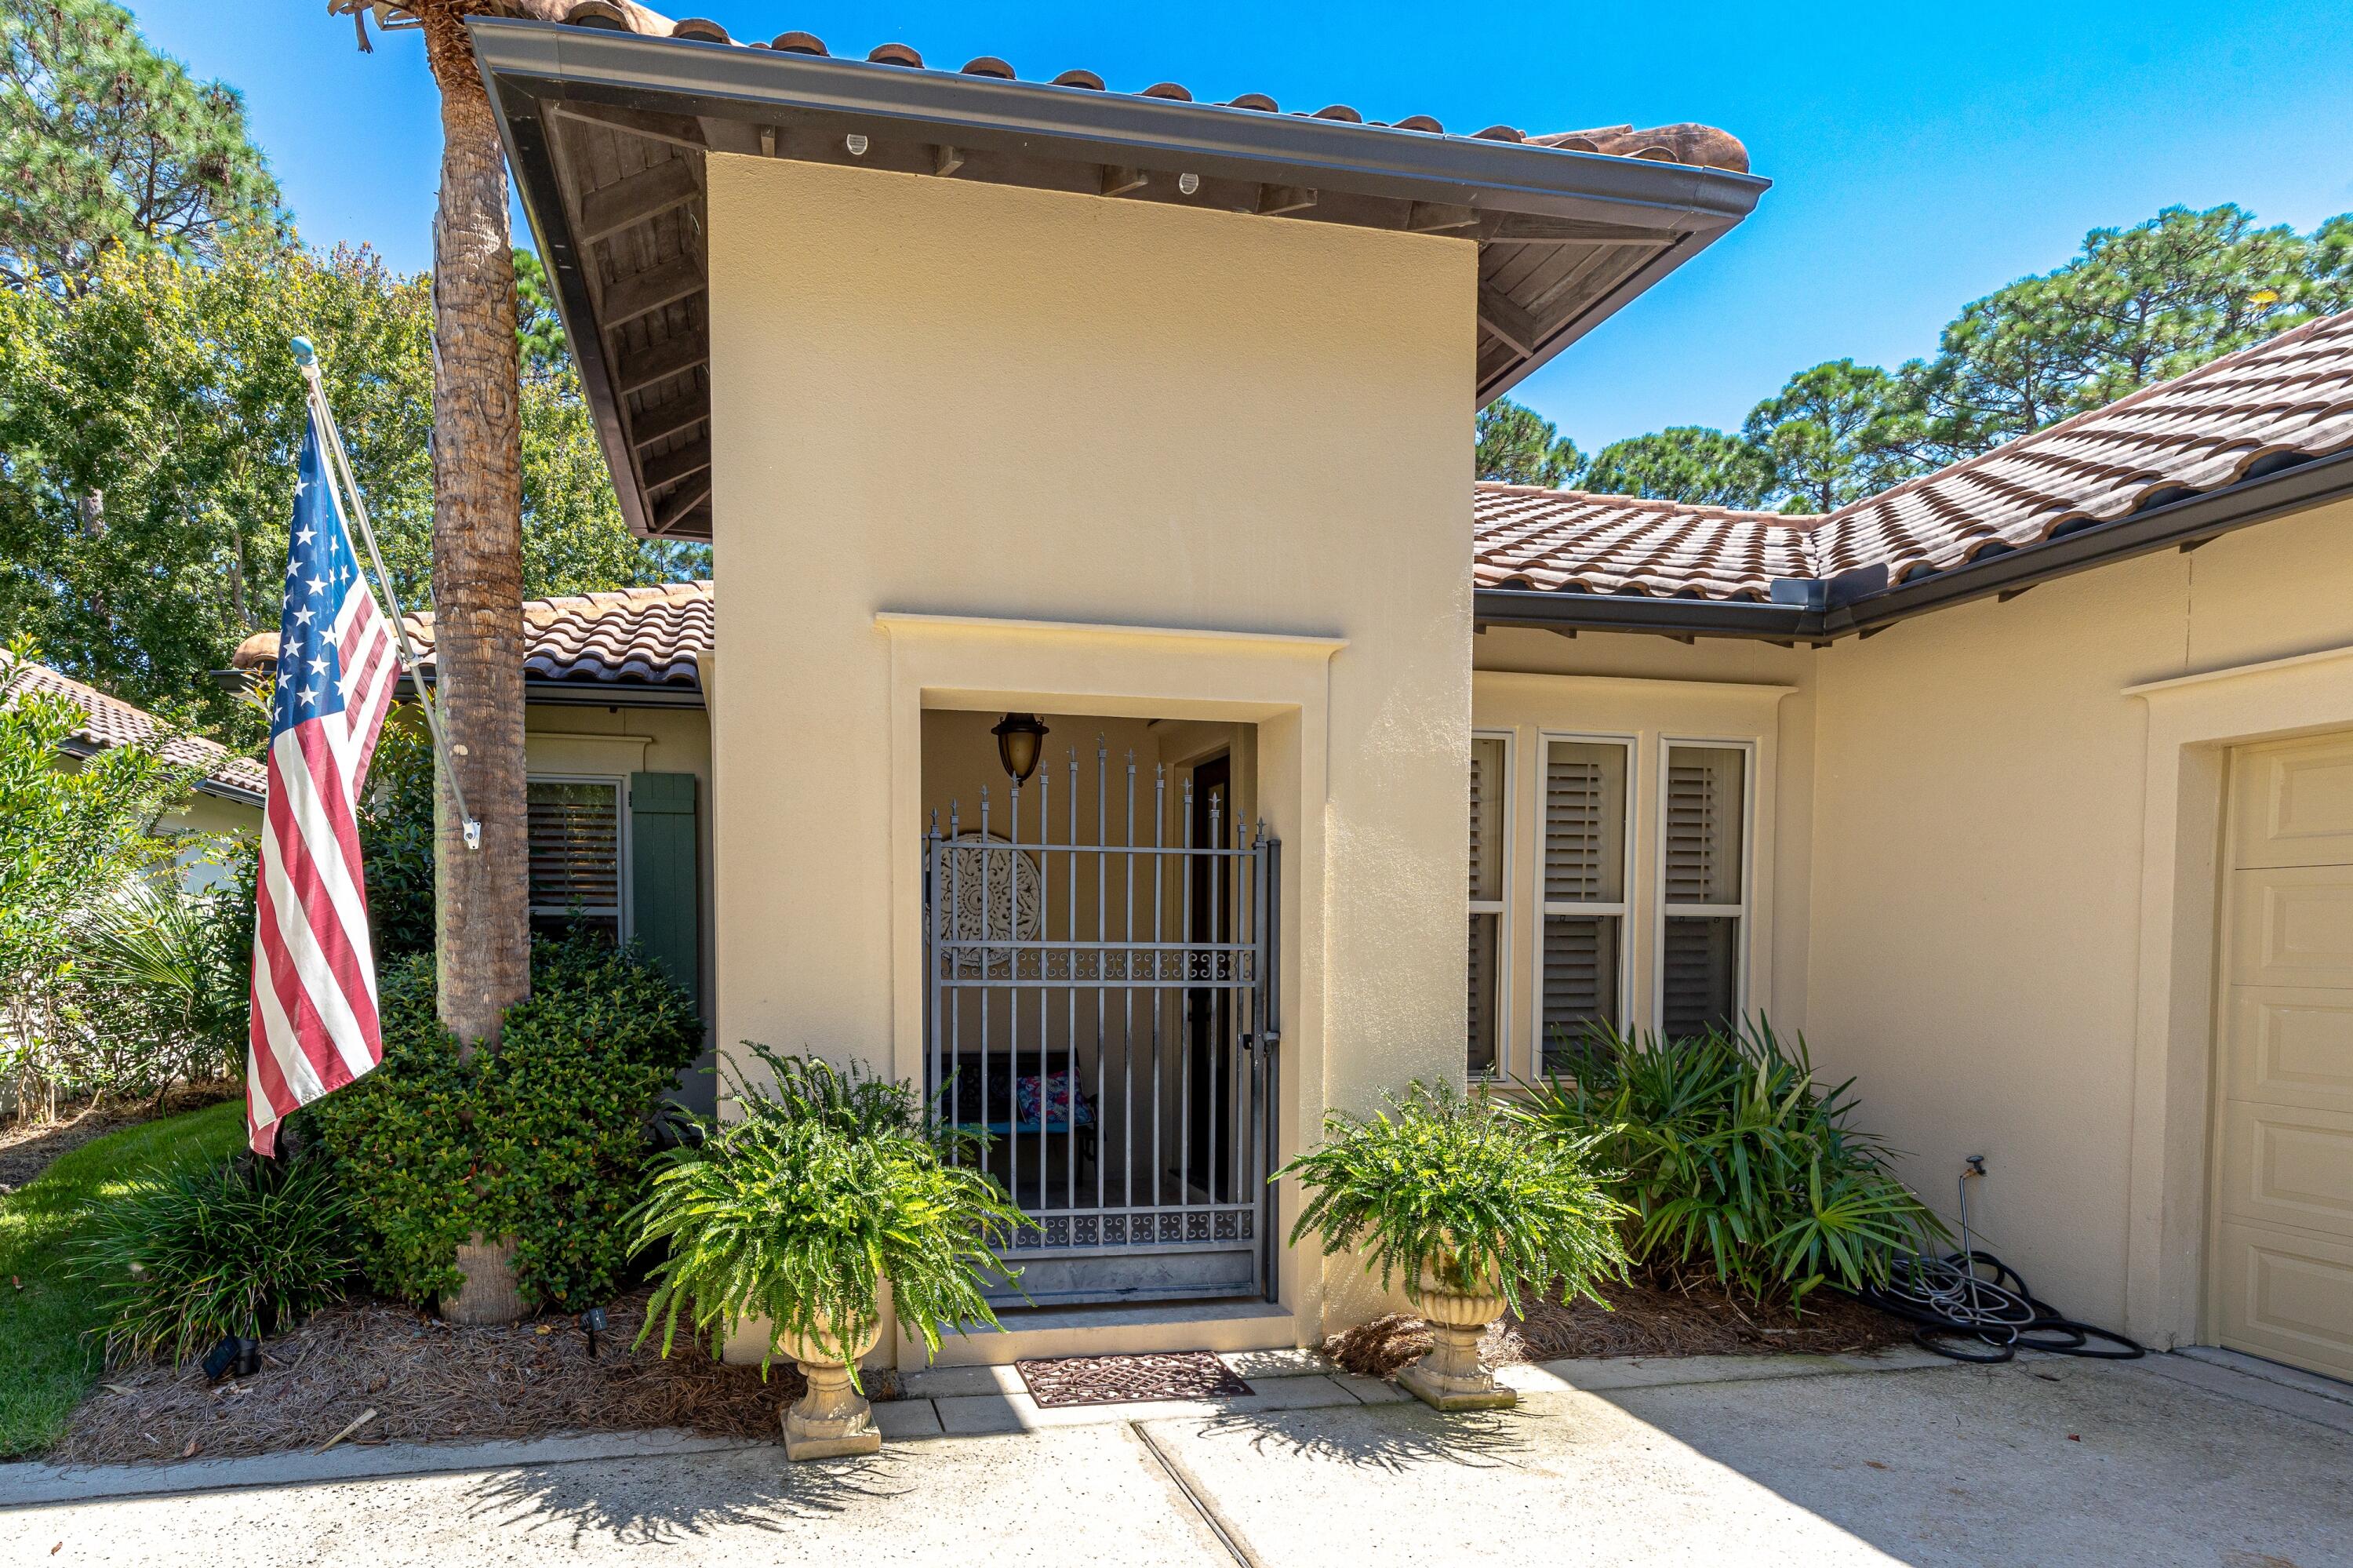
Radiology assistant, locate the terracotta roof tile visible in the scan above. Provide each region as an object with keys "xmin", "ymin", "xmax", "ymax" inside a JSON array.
[
  {"xmin": 1474, "ymin": 486, "xmax": 1817, "ymax": 602},
  {"xmin": 403, "ymin": 580, "xmax": 713, "ymax": 689},
  {"xmin": 336, "ymin": 2, "xmax": 1749, "ymax": 174},
  {"xmin": 1482, "ymin": 311, "xmax": 2353, "ymax": 603},
  {"xmin": 0, "ymin": 652, "xmax": 267, "ymax": 802}
]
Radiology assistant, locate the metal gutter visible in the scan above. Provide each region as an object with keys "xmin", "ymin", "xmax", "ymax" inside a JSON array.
[
  {"xmin": 467, "ymin": 20, "xmax": 1767, "ymax": 232},
  {"xmin": 1474, "ymin": 587, "xmax": 1809, "ymax": 642},
  {"xmin": 395, "ymin": 671, "xmax": 706, "ymax": 709},
  {"xmin": 1475, "ymin": 447, "xmax": 2353, "ymax": 645}
]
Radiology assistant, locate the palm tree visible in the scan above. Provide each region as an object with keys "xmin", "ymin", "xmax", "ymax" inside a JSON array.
[{"xmin": 327, "ymin": 2, "xmax": 667, "ymax": 1048}]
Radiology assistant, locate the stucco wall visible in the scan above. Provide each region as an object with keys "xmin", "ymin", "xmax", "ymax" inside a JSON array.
[
  {"xmin": 704, "ymin": 155, "xmax": 1474, "ymax": 1344},
  {"xmin": 1805, "ymin": 493, "xmax": 2353, "ymax": 1336}
]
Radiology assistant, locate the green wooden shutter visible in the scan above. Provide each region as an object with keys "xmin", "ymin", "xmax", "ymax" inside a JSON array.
[{"xmin": 628, "ymin": 772, "xmax": 700, "ymax": 1010}]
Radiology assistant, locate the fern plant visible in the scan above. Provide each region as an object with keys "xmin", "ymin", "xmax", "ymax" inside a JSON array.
[
  {"xmin": 1276, "ymin": 1080, "xmax": 1629, "ymax": 1315},
  {"xmin": 1525, "ymin": 1018, "xmax": 1947, "ymax": 1308},
  {"xmin": 629, "ymin": 1047, "xmax": 1027, "ymax": 1383}
]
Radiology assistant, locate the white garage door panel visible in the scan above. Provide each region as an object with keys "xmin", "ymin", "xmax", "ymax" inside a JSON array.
[
  {"xmin": 2231, "ymin": 867, "xmax": 2353, "ymax": 988},
  {"xmin": 2235, "ymin": 735, "xmax": 2353, "ymax": 868},
  {"xmin": 2213, "ymin": 1223, "xmax": 2353, "ymax": 1383},
  {"xmin": 2216, "ymin": 1101, "xmax": 2353, "ymax": 1234},
  {"xmin": 2225, "ymin": 989, "xmax": 2353, "ymax": 1113},
  {"xmin": 2217, "ymin": 731, "xmax": 2353, "ymax": 1384}
]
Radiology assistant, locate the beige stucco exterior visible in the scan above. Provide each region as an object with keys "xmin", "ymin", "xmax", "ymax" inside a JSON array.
[
  {"xmin": 703, "ymin": 155, "xmax": 1475, "ymax": 1357},
  {"xmin": 1805, "ymin": 493, "xmax": 2353, "ymax": 1349},
  {"xmin": 1462, "ymin": 493, "xmax": 2353, "ymax": 1356}
]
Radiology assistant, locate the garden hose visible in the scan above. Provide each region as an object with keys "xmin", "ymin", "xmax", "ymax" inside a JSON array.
[{"xmin": 1856, "ymin": 1160, "xmax": 2146, "ymax": 1364}]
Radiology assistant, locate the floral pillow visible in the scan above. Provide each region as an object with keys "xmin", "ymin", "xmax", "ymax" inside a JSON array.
[{"xmin": 1015, "ymin": 1071, "xmax": 1093, "ymax": 1128}]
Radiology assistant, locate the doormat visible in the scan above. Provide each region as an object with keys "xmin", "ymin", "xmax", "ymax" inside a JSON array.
[{"xmin": 1015, "ymin": 1352, "xmax": 1254, "ymax": 1409}]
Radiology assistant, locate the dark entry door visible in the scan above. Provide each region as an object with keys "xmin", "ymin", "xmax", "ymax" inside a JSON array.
[{"xmin": 1186, "ymin": 755, "xmax": 1231, "ymax": 1198}]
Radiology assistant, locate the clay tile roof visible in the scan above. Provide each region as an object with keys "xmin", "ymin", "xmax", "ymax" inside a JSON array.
[
  {"xmin": 1475, "ymin": 486, "xmax": 1817, "ymax": 602},
  {"xmin": 402, "ymin": 580, "xmax": 714, "ymax": 691},
  {"xmin": 1485, "ymin": 311, "xmax": 2353, "ymax": 603},
  {"xmin": 1814, "ymin": 311, "xmax": 2353, "ymax": 588},
  {"xmin": 0, "ymin": 651, "xmax": 267, "ymax": 802}
]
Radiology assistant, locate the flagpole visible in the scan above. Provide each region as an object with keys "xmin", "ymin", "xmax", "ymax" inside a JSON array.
[{"xmin": 290, "ymin": 337, "xmax": 482, "ymax": 852}]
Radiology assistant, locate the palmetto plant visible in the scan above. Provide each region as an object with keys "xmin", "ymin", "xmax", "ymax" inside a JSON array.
[
  {"xmin": 1277, "ymin": 1081, "xmax": 1630, "ymax": 1315},
  {"xmin": 1525, "ymin": 1019, "xmax": 1947, "ymax": 1308},
  {"xmin": 77, "ymin": 1152, "xmax": 358, "ymax": 1366},
  {"xmin": 629, "ymin": 1047, "xmax": 1027, "ymax": 1383}
]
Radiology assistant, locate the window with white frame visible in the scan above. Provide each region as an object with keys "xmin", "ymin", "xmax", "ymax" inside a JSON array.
[
  {"xmin": 527, "ymin": 776, "xmax": 627, "ymax": 942},
  {"xmin": 1658, "ymin": 744, "xmax": 1748, "ymax": 1039},
  {"xmin": 1467, "ymin": 733, "xmax": 1511, "ymax": 1076},
  {"xmin": 1540, "ymin": 737, "xmax": 1631, "ymax": 1072}
]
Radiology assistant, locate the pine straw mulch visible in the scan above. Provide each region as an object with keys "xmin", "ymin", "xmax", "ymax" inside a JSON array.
[
  {"xmin": 49, "ymin": 1286, "xmax": 863, "ymax": 1467},
  {"xmin": 0, "ymin": 1082, "xmax": 238, "ymax": 1195},
  {"xmin": 1324, "ymin": 1274, "xmax": 1912, "ymax": 1380}
]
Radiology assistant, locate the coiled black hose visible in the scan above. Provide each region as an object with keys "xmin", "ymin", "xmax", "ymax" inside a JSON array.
[{"xmin": 1858, "ymin": 1250, "xmax": 2145, "ymax": 1363}]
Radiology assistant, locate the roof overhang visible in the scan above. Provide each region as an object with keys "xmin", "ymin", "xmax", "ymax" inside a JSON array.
[
  {"xmin": 469, "ymin": 17, "xmax": 1767, "ymax": 544},
  {"xmin": 1475, "ymin": 447, "xmax": 2353, "ymax": 645}
]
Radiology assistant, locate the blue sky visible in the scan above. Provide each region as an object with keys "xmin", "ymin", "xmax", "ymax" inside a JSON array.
[{"xmin": 130, "ymin": 2, "xmax": 2353, "ymax": 451}]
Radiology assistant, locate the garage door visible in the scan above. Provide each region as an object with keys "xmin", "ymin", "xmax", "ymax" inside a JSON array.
[{"xmin": 2215, "ymin": 733, "xmax": 2353, "ymax": 1382}]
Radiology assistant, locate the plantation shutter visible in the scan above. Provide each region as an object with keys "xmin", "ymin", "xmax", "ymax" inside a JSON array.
[
  {"xmin": 526, "ymin": 779, "xmax": 622, "ymax": 927},
  {"xmin": 1467, "ymin": 737, "xmax": 1507, "ymax": 1075},
  {"xmin": 628, "ymin": 772, "xmax": 701, "ymax": 1010},
  {"xmin": 1541, "ymin": 740, "xmax": 1627, "ymax": 1071},
  {"xmin": 1661, "ymin": 746, "xmax": 1745, "ymax": 1039}
]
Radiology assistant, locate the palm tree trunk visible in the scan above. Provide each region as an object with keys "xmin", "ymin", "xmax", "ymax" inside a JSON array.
[{"xmin": 420, "ymin": 9, "xmax": 527, "ymax": 1054}]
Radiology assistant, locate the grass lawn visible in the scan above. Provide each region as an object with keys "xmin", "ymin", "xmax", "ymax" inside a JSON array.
[{"xmin": 0, "ymin": 1100, "xmax": 243, "ymax": 1458}]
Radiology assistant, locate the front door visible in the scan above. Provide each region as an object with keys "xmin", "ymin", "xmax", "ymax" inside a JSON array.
[{"xmin": 2212, "ymin": 732, "xmax": 2353, "ymax": 1381}]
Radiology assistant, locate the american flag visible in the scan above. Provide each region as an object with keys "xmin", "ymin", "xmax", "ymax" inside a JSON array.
[{"xmin": 246, "ymin": 414, "xmax": 404, "ymax": 1155}]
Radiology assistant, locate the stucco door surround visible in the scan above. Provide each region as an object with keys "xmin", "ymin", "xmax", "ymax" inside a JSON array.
[
  {"xmin": 878, "ymin": 613, "xmax": 1343, "ymax": 1345},
  {"xmin": 2128, "ymin": 640, "xmax": 2353, "ymax": 1351}
]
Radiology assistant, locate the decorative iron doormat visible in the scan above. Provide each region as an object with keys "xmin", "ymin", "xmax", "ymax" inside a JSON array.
[{"xmin": 1014, "ymin": 1352, "xmax": 1253, "ymax": 1409}]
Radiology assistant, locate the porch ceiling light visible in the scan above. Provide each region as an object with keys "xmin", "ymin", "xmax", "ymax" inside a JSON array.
[{"xmin": 992, "ymin": 712, "xmax": 1050, "ymax": 782}]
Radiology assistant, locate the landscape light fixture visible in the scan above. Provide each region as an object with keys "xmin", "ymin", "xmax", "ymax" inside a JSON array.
[{"xmin": 993, "ymin": 712, "xmax": 1050, "ymax": 783}]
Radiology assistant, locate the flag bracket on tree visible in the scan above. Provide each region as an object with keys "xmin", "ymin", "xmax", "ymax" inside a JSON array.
[{"xmin": 289, "ymin": 335, "xmax": 478, "ymax": 849}]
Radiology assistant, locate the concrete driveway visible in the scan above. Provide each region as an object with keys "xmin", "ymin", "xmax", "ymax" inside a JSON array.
[{"xmin": 5, "ymin": 1351, "xmax": 2348, "ymax": 1567}]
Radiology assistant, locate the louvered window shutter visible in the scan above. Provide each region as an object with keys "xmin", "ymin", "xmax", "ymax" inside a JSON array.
[
  {"xmin": 1660, "ymin": 746, "xmax": 1745, "ymax": 1039},
  {"xmin": 527, "ymin": 779, "xmax": 624, "ymax": 933},
  {"xmin": 1467, "ymin": 737, "xmax": 1507, "ymax": 1075},
  {"xmin": 1541, "ymin": 740, "xmax": 1628, "ymax": 1072}
]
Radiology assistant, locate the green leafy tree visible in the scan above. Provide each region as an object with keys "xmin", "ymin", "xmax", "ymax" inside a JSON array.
[
  {"xmin": 0, "ymin": 244, "xmax": 703, "ymax": 737},
  {"xmin": 0, "ymin": 0, "xmax": 284, "ymax": 293},
  {"xmin": 1581, "ymin": 426, "xmax": 1777, "ymax": 510},
  {"xmin": 512, "ymin": 246, "xmax": 569, "ymax": 384},
  {"xmin": 1743, "ymin": 360, "xmax": 1926, "ymax": 514},
  {"xmin": 0, "ymin": 641, "xmax": 193, "ymax": 1111},
  {"xmin": 1475, "ymin": 397, "xmax": 1584, "ymax": 487},
  {"xmin": 1910, "ymin": 204, "xmax": 2333, "ymax": 457}
]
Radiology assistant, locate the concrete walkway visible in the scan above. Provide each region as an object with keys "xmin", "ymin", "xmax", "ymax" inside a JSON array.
[{"xmin": 5, "ymin": 1349, "xmax": 2349, "ymax": 1566}]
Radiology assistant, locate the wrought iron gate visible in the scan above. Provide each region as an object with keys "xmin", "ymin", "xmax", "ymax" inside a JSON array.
[{"xmin": 923, "ymin": 744, "xmax": 1279, "ymax": 1307}]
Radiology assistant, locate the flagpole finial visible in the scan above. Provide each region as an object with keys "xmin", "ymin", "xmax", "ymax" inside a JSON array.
[{"xmin": 290, "ymin": 337, "xmax": 318, "ymax": 369}]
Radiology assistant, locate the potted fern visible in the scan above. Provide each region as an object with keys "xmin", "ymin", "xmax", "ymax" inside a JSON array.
[
  {"xmin": 630, "ymin": 1048, "xmax": 1025, "ymax": 1460},
  {"xmin": 1278, "ymin": 1081, "xmax": 1629, "ymax": 1410}
]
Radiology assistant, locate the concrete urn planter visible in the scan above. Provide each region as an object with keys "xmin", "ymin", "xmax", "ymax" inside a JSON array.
[
  {"xmin": 1399, "ymin": 1268, "xmax": 1517, "ymax": 1411},
  {"xmin": 775, "ymin": 1312, "xmax": 884, "ymax": 1461}
]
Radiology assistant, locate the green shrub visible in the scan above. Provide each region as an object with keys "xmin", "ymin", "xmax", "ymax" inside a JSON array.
[
  {"xmin": 311, "ymin": 933, "xmax": 701, "ymax": 1312},
  {"xmin": 75, "ymin": 1151, "xmax": 356, "ymax": 1366},
  {"xmin": 1277, "ymin": 1080, "xmax": 1630, "ymax": 1315},
  {"xmin": 631, "ymin": 1048, "xmax": 1026, "ymax": 1381},
  {"xmin": 1525, "ymin": 1018, "xmax": 1947, "ymax": 1308}
]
